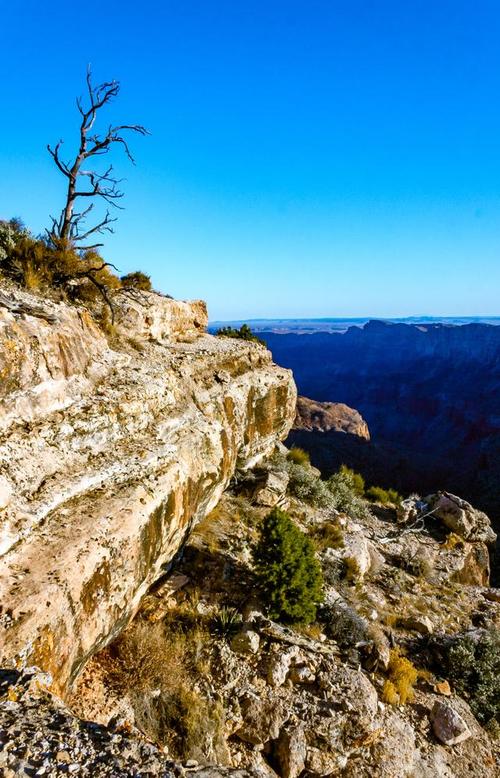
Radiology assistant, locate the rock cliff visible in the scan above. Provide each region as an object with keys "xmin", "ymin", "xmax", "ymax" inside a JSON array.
[
  {"xmin": 0, "ymin": 288, "xmax": 296, "ymax": 694},
  {"xmin": 293, "ymin": 395, "xmax": 370, "ymax": 439}
]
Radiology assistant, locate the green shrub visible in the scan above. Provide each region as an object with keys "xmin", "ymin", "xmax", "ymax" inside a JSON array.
[
  {"xmin": 444, "ymin": 630, "xmax": 500, "ymax": 725},
  {"xmin": 253, "ymin": 507, "xmax": 323, "ymax": 624},
  {"xmin": 327, "ymin": 469, "xmax": 371, "ymax": 520},
  {"xmin": 216, "ymin": 324, "xmax": 266, "ymax": 347},
  {"xmin": 286, "ymin": 462, "xmax": 334, "ymax": 509},
  {"xmin": 287, "ymin": 446, "xmax": 310, "ymax": 466},
  {"xmin": 121, "ymin": 270, "xmax": 153, "ymax": 291},
  {"xmin": 339, "ymin": 465, "xmax": 365, "ymax": 496},
  {"xmin": 366, "ymin": 486, "xmax": 402, "ymax": 505}
]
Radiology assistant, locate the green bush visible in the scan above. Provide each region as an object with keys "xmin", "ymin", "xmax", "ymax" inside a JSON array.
[
  {"xmin": 253, "ymin": 507, "xmax": 323, "ymax": 624},
  {"xmin": 339, "ymin": 465, "xmax": 365, "ymax": 496},
  {"xmin": 287, "ymin": 446, "xmax": 311, "ymax": 466},
  {"xmin": 216, "ymin": 324, "xmax": 266, "ymax": 347},
  {"xmin": 286, "ymin": 462, "xmax": 334, "ymax": 509},
  {"xmin": 327, "ymin": 469, "xmax": 371, "ymax": 520},
  {"xmin": 121, "ymin": 270, "xmax": 153, "ymax": 291},
  {"xmin": 444, "ymin": 630, "xmax": 500, "ymax": 725},
  {"xmin": 366, "ymin": 486, "xmax": 402, "ymax": 505}
]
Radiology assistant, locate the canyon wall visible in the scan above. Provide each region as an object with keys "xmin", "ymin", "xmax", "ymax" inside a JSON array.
[
  {"xmin": 0, "ymin": 289, "xmax": 296, "ymax": 694},
  {"xmin": 262, "ymin": 321, "xmax": 500, "ymax": 522}
]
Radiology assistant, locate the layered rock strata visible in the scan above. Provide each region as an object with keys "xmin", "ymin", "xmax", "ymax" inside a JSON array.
[{"xmin": 0, "ymin": 289, "xmax": 296, "ymax": 694}]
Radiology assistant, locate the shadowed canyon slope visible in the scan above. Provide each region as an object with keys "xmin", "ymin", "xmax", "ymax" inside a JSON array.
[
  {"xmin": 0, "ymin": 288, "xmax": 296, "ymax": 694},
  {"xmin": 262, "ymin": 320, "xmax": 500, "ymax": 521}
]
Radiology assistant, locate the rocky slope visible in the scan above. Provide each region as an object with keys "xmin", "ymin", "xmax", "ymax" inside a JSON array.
[
  {"xmin": 0, "ymin": 287, "xmax": 296, "ymax": 695},
  {"xmin": 65, "ymin": 452, "xmax": 500, "ymax": 777}
]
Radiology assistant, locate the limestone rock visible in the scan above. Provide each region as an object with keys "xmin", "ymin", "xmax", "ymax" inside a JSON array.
[
  {"xmin": 0, "ymin": 476, "xmax": 12, "ymax": 511},
  {"xmin": 231, "ymin": 629, "xmax": 260, "ymax": 655},
  {"xmin": 400, "ymin": 615, "xmax": 434, "ymax": 635},
  {"xmin": 0, "ymin": 288, "xmax": 296, "ymax": 694},
  {"xmin": 113, "ymin": 291, "xmax": 208, "ymax": 343},
  {"xmin": 430, "ymin": 701, "xmax": 471, "ymax": 746},
  {"xmin": 267, "ymin": 646, "xmax": 299, "ymax": 687},
  {"xmin": 254, "ymin": 469, "xmax": 289, "ymax": 508},
  {"xmin": 236, "ymin": 694, "xmax": 288, "ymax": 746},
  {"xmin": 428, "ymin": 492, "xmax": 497, "ymax": 544},
  {"xmin": 305, "ymin": 747, "xmax": 339, "ymax": 777},
  {"xmin": 343, "ymin": 531, "xmax": 372, "ymax": 582},
  {"xmin": 274, "ymin": 725, "xmax": 307, "ymax": 778}
]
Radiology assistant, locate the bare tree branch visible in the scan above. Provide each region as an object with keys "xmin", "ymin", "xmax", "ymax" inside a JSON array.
[{"xmin": 47, "ymin": 66, "xmax": 149, "ymax": 245}]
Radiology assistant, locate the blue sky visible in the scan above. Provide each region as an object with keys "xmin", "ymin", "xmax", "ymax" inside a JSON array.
[{"xmin": 1, "ymin": 1, "xmax": 500, "ymax": 319}]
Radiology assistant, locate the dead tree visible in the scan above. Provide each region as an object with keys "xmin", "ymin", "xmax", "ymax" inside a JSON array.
[{"xmin": 47, "ymin": 67, "xmax": 149, "ymax": 248}]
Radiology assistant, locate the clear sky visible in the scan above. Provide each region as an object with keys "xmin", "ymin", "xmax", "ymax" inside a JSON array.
[{"xmin": 1, "ymin": 1, "xmax": 500, "ymax": 319}]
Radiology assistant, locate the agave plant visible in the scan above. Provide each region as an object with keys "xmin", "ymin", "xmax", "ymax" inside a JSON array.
[{"xmin": 211, "ymin": 606, "xmax": 242, "ymax": 638}]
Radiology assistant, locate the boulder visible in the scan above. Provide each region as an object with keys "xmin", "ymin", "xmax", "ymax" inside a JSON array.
[
  {"xmin": 236, "ymin": 695, "xmax": 288, "ymax": 746},
  {"xmin": 231, "ymin": 629, "xmax": 260, "ymax": 655},
  {"xmin": 428, "ymin": 492, "xmax": 497, "ymax": 544},
  {"xmin": 342, "ymin": 531, "xmax": 372, "ymax": 582},
  {"xmin": 400, "ymin": 615, "xmax": 434, "ymax": 635},
  {"xmin": 274, "ymin": 725, "xmax": 307, "ymax": 778},
  {"xmin": 430, "ymin": 701, "xmax": 471, "ymax": 746},
  {"xmin": 254, "ymin": 469, "xmax": 289, "ymax": 508}
]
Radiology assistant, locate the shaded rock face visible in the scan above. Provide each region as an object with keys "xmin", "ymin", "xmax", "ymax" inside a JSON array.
[
  {"xmin": 262, "ymin": 322, "xmax": 500, "ymax": 527},
  {"xmin": 293, "ymin": 395, "xmax": 370, "ymax": 439},
  {"xmin": 0, "ymin": 288, "xmax": 296, "ymax": 695}
]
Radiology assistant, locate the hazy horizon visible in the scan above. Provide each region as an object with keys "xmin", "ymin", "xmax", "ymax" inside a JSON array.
[{"xmin": 209, "ymin": 314, "xmax": 500, "ymax": 334}]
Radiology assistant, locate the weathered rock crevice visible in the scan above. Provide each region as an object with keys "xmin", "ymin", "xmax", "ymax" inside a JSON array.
[{"xmin": 0, "ymin": 289, "xmax": 296, "ymax": 694}]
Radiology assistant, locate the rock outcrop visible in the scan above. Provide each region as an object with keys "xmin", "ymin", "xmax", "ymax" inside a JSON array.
[
  {"xmin": 0, "ymin": 288, "xmax": 296, "ymax": 695},
  {"xmin": 293, "ymin": 395, "xmax": 370, "ymax": 439}
]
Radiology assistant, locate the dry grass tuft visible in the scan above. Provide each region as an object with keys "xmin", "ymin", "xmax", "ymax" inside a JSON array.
[{"xmin": 382, "ymin": 647, "xmax": 418, "ymax": 705}]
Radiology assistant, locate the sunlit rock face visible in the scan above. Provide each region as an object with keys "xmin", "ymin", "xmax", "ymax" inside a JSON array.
[
  {"xmin": 293, "ymin": 395, "xmax": 370, "ymax": 439},
  {"xmin": 0, "ymin": 289, "xmax": 296, "ymax": 695}
]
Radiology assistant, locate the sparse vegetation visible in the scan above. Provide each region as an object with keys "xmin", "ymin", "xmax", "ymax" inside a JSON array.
[
  {"xmin": 366, "ymin": 485, "xmax": 402, "ymax": 505},
  {"xmin": 338, "ymin": 464, "xmax": 365, "ymax": 496},
  {"xmin": 253, "ymin": 507, "xmax": 323, "ymax": 623},
  {"xmin": 444, "ymin": 629, "xmax": 500, "ymax": 725},
  {"xmin": 120, "ymin": 270, "xmax": 153, "ymax": 291},
  {"xmin": 211, "ymin": 606, "xmax": 242, "ymax": 638},
  {"xmin": 216, "ymin": 324, "xmax": 266, "ymax": 346},
  {"xmin": 323, "ymin": 602, "xmax": 368, "ymax": 648},
  {"xmin": 104, "ymin": 608, "xmax": 227, "ymax": 761},
  {"xmin": 287, "ymin": 446, "xmax": 311, "ymax": 466},
  {"xmin": 310, "ymin": 520, "xmax": 344, "ymax": 551},
  {"xmin": 0, "ymin": 217, "xmax": 154, "ymax": 326}
]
